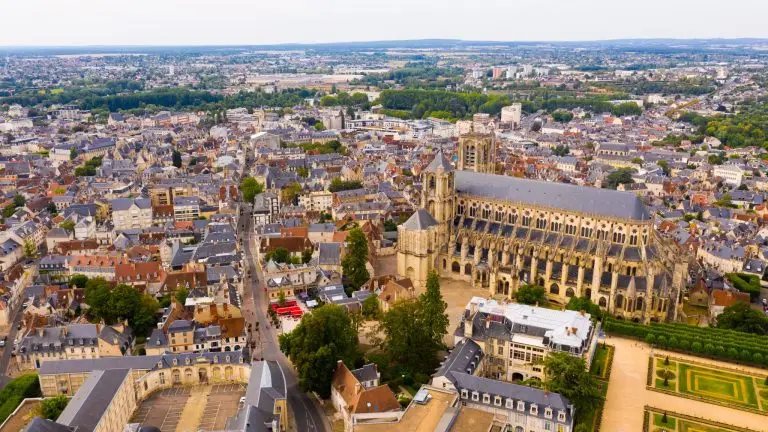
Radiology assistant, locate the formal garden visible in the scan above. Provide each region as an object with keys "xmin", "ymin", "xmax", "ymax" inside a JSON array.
[
  {"xmin": 644, "ymin": 406, "xmax": 762, "ymax": 432},
  {"xmin": 649, "ymin": 356, "xmax": 768, "ymax": 414}
]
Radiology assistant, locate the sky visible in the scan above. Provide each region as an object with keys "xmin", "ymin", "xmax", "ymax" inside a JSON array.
[{"xmin": 3, "ymin": 0, "xmax": 768, "ymax": 46}]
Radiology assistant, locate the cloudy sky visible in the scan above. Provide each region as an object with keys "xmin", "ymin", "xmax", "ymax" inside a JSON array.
[{"xmin": 2, "ymin": 0, "xmax": 767, "ymax": 46}]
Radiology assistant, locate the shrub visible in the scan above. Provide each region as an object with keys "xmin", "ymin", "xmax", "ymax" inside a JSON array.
[
  {"xmin": 645, "ymin": 334, "xmax": 656, "ymax": 345},
  {"xmin": 691, "ymin": 341, "xmax": 702, "ymax": 352},
  {"xmin": 41, "ymin": 395, "xmax": 69, "ymax": 420}
]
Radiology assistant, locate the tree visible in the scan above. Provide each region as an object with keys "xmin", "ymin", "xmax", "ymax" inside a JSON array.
[
  {"xmin": 657, "ymin": 159, "xmax": 671, "ymax": 176},
  {"xmin": 59, "ymin": 220, "xmax": 75, "ymax": 233},
  {"xmin": 239, "ymin": 176, "xmax": 264, "ymax": 204},
  {"xmin": 313, "ymin": 122, "xmax": 326, "ymax": 131},
  {"xmin": 279, "ymin": 304, "xmax": 360, "ymax": 397},
  {"xmin": 174, "ymin": 287, "xmax": 189, "ymax": 305},
  {"xmin": 69, "ymin": 147, "xmax": 78, "ymax": 161},
  {"xmin": 46, "ymin": 202, "xmax": 58, "ymax": 215},
  {"xmin": 565, "ymin": 296, "xmax": 603, "ymax": 321},
  {"xmin": 84, "ymin": 280, "xmax": 159, "ymax": 336},
  {"xmin": 23, "ymin": 239, "xmax": 38, "ymax": 259},
  {"xmin": 301, "ymin": 248, "xmax": 313, "ymax": 264},
  {"xmin": 542, "ymin": 352, "xmax": 601, "ymax": 420},
  {"xmin": 516, "ymin": 284, "xmax": 547, "ymax": 305},
  {"xmin": 172, "ymin": 150, "xmax": 182, "ymax": 168},
  {"xmin": 280, "ymin": 182, "xmax": 302, "ymax": 205},
  {"xmin": 278, "ymin": 289, "xmax": 287, "ymax": 307},
  {"xmin": 631, "ymin": 157, "xmax": 644, "ymax": 166},
  {"xmin": 551, "ymin": 110, "xmax": 573, "ymax": 123},
  {"xmin": 40, "ymin": 395, "xmax": 69, "ymax": 420},
  {"xmin": 329, "ymin": 178, "xmax": 363, "ymax": 193},
  {"xmin": 552, "ymin": 145, "xmax": 570, "ymax": 157},
  {"xmin": 264, "ymin": 247, "xmax": 291, "ymax": 264},
  {"xmin": 716, "ymin": 303, "xmax": 768, "ymax": 335},
  {"xmin": 12, "ymin": 195, "xmax": 25, "ymax": 209},
  {"xmin": 341, "ymin": 228, "xmax": 370, "ymax": 292},
  {"xmin": 296, "ymin": 166, "xmax": 309, "ymax": 178},
  {"xmin": 362, "ymin": 294, "xmax": 380, "ymax": 319},
  {"xmin": 379, "ymin": 299, "xmax": 440, "ymax": 376},
  {"xmin": 604, "ymin": 168, "xmax": 636, "ymax": 189},
  {"xmin": 420, "ymin": 271, "xmax": 449, "ymax": 347},
  {"xmin": 70, "ymin": 274, "xmax": 89, "ymax": 288}
]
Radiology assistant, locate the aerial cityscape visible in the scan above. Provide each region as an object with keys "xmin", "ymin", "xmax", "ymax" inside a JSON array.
[{"xmin": 2, "ymin": 4, "xmax": 768, "ymax": 432}]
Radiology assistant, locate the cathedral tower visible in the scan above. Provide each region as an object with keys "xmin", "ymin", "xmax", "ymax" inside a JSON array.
[
  {"xmin": 421, "ymin": 149, "xmax": 456, "ymax": 246},
  {"xmin": 457, "ymin": 123, "xmax": 497, "ymax": 174}
]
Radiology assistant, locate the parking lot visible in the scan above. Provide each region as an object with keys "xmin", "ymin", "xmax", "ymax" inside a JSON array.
[{"xmin": 130, "ymin": 384, "xmax": 245, "ymax": 432}]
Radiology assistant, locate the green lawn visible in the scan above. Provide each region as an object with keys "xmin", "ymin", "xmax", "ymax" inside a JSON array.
[
  {"xmin": 589, "ymin": 344, "xmax": 613, "ymax": 378},
  {"xmin": 646, "ymin": 408, "xmax": 751, "ymax": 432},
  {"xmin": 652, "ymin": 356, "xmax": 766, "ymax": 413}
]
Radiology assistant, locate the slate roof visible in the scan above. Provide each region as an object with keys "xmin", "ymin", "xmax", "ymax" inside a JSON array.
[
  {"xmin": 454, "ymin": 171, "xmax": 650, "ymax": 220},
  {"xmin": 424, "ymin": 150, "xmax": 454, "ymax": 173},
  {"xmin": 57, "ymin": 369, "xmax": 129, "ymax": 431},
  {"xmin": 402, "ymin": 209, "xmax": 438, "ymax": 230}
]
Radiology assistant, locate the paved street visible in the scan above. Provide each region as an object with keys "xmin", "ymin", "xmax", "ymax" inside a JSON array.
[
  {"xmin": 0, "ymin": 298, "xmax": 23, "ymax": 378},
  {"xmin": 238, "ymin": 205, "xmax": 328, "ymax": 432}
]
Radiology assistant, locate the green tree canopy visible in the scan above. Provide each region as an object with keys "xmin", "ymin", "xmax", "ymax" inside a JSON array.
[
  {"xmin": 329, "ymin": 178, "xmax": 363, "ymax": 193},
  {"xmin": 543, "ymin": 352, "xmax": 602, "ymax": 420},
  {"xmin": 239, "ymin": 176, "xmax": 265, "ymax": 204},
  {"xmin": 341, "ymin": 228, "xmax": 370, "ymax": 292},
  {"xmin": 70, "ymin": 274, "xmax": 89, "ymax": 288},
  {"xmin": 279, "ymin": 304, "xmax": 361, "ymax": 397},
  {"xmin": 604, "ymin": 168, "xmax": 636, "ymax": 189},
  {"xmin": 84, "ymin": 279, "xmax": 159, "ymax": 336},
  {"xmin": 516, "ymin": 284, "xmax": 547, "ymax": 305},
  {"xmin": 172, "ymin": 150, "xmax": 182, "ymax": 168},
  {"xmin": 379, "ymin": 299, "xmax": 440, "ymax": 376},
  {"xmin": 264, "ymin": 247, "xmax": 291, "ymax": 264},
  {"xmin": 420, "ymin": 271, "xmax": 449, "ymax": 347},
  {"xmin": 716, "ymin": 303, "xmax": 768, "ymax": 335},
  {"xmin": 362, "ymin": 294, "xmax": 380, "ymax": 319},
  {"xmin": 565, "ymin": 296, "xmax": 603, "ymax": 321}
]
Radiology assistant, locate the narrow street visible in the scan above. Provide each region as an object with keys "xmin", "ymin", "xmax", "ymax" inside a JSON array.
[{"xmin": 238, "ymin": 205, "xmax": 328, "ymax": 432}]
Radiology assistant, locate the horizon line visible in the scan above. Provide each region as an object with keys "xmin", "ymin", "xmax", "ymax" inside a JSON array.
[{"xmin": 3, "ymin": 37, "xmax": 768, "ymax": 49}]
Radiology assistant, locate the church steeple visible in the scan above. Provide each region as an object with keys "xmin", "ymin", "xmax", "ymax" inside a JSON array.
[{"xmin": 422, "ymin": 149, "xmax": 456, "ymax": 247}]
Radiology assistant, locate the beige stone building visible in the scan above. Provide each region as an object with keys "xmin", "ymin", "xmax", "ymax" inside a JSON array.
[
  {"xmin": 36, "ymin": 353, "xmax": 288, "ymax": 432},
  {"xmin": 398, "ymin": 141, "xmax": 688, "ymax": 323}
]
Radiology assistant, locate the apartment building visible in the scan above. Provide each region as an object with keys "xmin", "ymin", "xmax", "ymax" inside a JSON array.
[
  {"xmin": 111, "ymin": 198, "xmax": 153, "ymax": 230},
  {"xmin": 173, "ymin": 196, "xmax": 201, "ymax": 221}
]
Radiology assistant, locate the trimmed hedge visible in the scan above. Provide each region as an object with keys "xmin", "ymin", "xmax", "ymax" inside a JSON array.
[
  {"xmin": 604, "ymin": 318, "xmax": 768, "ymax": 368},
  {"xmin": 0, "ymin": 374, "xmax": 41, "ymax": 424},
  {"xmin": 725, "ymin": 273, "xmax": 761, "ymax": 301}
]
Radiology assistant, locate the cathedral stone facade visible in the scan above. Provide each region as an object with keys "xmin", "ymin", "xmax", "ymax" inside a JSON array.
[{"xmin": 398, "ymin": 142, "xmax": 688, "ymax": 323}]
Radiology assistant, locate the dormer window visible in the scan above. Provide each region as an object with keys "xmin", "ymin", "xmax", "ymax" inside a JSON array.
[
  {"xmin": 461, "ymin": 389, "xmax": 468, "ymax": 399},
  {"xmin": 530, "ymin": 404, "xmax": 538, "ymax": 415},
  {"xmin": 558, "ymin": 411, "xmax": 566, "ymax": 422},
  {"xmin": 517, "ymin": 401, "xmax": 525, "ymax": 411},
  {"xmin": 505, "ymin": 398, "xmax": 513, "ymax": 409},
  {"xmin": 494, "ymin": 396, "xmax": 502, "ymax": 406},
  {"xmin": 172, "ymin": 359, "xmax": 178, "ymax": 366},
  {"xmin": 471, "ymin": 391, "xmax": 479, "ymax": 401},
  {"xmin": 213, "ymin": 356, "xmax": 219, "ymax": 363},
  {"xmin": 185, "ymin": 357, "xmax": 191, "ymax": 365},
  {"xmin": 226, "ymin": 355, "xmax": 231, "ymax": 362},
  {"xmin": 545, "ymin": 408, "xmax": 552, "ymax": 418},
  {"xmin": 157, "ymin": 361, "xmax": 163, "ymax": 368},
  {"xmin": 482, "ymin": 393, "xmax": 490, "ymax": 404}
]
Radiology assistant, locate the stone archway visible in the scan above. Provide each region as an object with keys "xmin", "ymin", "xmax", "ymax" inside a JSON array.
[
  {"xmin": 198, "ymin": 368, "xmax": 208, "ymax": 384},
  {"xmin": 452, "ymin": 261, "xmax": 460, "ymax": 273},
  {"xmin": 565, "ymin": 288, "xmax": 575, "ymax": 298},
  {"xmin": 615, "ymin": 294, "xmax": 624, "ymax": 310},
  {"xmin": 464, "ymin": 263, "xmax": 472, "ymax": 275},
  {"xmin": 512, "ymin": 373, "xmax": 524, "ymax": 382},
  {"xmin": 599, "ymin": 297, "xmax": 607, "ymax": 308},
  {"xmin": 549, "ymin": 284, "xmax": 560, "ymax": 295}
]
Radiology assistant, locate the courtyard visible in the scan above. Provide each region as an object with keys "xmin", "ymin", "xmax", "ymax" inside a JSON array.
[
  {"xmin": 651, "ymin": 356, "xmax": 768, "ymax": 413},
  {"xmin": 432, "ymin": 278, "xmax": 489, "ymax": 347},
  {"xmin": 130, "ymin": 384, "xmax": 246, "ymax": 432}
]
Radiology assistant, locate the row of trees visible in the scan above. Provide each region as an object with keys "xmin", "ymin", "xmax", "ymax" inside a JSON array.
[
  {"xmin": 603, "ymin": 317, "xmax": 768, "ymax": 367},
  {"xmin": 328, "ymin": 178, "xmax": 363, "ymax": 193},
  {"xmin": 678, "ymin": 99, "xmax": 768, "ymax": 149},
  {"xmin": 319, "ymin": 92, "xmax": 370, "ymax": 108}
]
